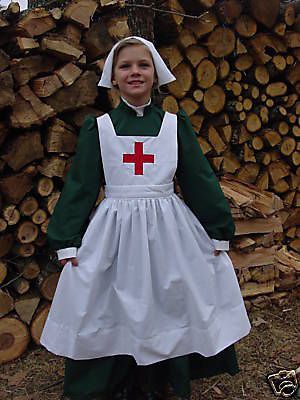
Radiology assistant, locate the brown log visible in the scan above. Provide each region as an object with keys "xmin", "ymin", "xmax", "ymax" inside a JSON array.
[
  {"xmin": 177, "ymin": 28, "xmax": 196, "ymax": 49},
  {"xmin": 15, "ymin": 293, "xmax": 40, "ymax": 325},
  {"xmin": 30, "ymin": 303, "xmax": 50, "ymax": 346},
  {"xmin": 278, "ymin": 121, "xmax": 289, "ymax": 135},
  {"xmin": 193, "ymin": 89, "xmax": 204, "ymax": 103},
  {"xmin": 64, "ymin": 0, "xmax": 97, "ymax": 29},
  {"xmin": 250, "ymin": 0, "xmax": 280, "ymax": 28},
  {"xmin": 208, "ymin": 125, "xmax": 227, "ymax": 155},
  {"xmin": 2, "ymin": 131, "xmax": 44, "ymax": 172},
  {"xmin": 197, "ymin": 137, "xmax": 212, "ymax": 155},
  {"xmin": 263, "ymin": 129, "xmax": 282, "ymax": 147},
  {"xmin": 203, "ymin": 85, "xmax": 226, "ymax": 114},
  {"xmin": 154, "ymin": 0, "xmax": 183, "ymax": 44},
  {"xmin": 13, "ymin": 243, "xmax": 35, "ymax": 258},
  {"xmin": 273, "ymin": 178, "xmax": 289, "ymax": 194},
  {"xmin": 10, "ymin": 86, "xmax": 55, "ymax": 129},
  {"xmin": 60, "ymin": 23, "xmax": 82, "ymax": 45},
  {"xmin": 237, "ymin": 163, "xmax": 260, "ymax": 183},
  {"xmin": 0, "ymin": 290, "xmax": 14, "ymax": 318},
  {"xmin": 3, "ymin": 205, "xmax": 20, "ymax": 226},
  {"xmin": 222, "ymin": 151, "xmax": 241, "ymax": 173},
  {"xmin": 274, "ymin": 22, "xmax": 286, "ymax": 36},
  {"xmin": 196, "ymin": 59, "xmax": 217, "ymax": 89},
  {"xmin": 245, "ymin": 113, "xmax": 261, "ymax": 133},
  {"xmin": 44, "ymin": 71, "xmax": 98, "ymax": 113},
  {"xmin": 292, "ymin": 151, "xmax": 300, "ymax": 166},
  {"xmin": 159, "ymin": 45, "xmax": 183, "ymax": 70},
  {"xmin": 256, "ymin": 171, "xmax": 269, "ymax": 191},
  {"xmin": 83, "ymin": 21, "xmax": 114, "ymax": 60},
  {"xmin": 268, "ymin": 160, "xmax": 290, "ymax": 184},
  {"xmin": 17, "ymin": 221, "xmax": 39, "ymax": 244},
  {"xmin": 46, "ymin": 192, "xmax": 60, "ymax": 215},
  {"xmin": 37, "ymin": 272, "xmax": 60, "ymax": 301},
  {"xmin": 243, "ymin": 143, "xmax": 256, "ymax": 162},
  {"xmin": 188, "ymin": 11, "xmax": 218, "ymax": 38},
  {"xmin": 0, "ymin": 167, "xmax": 36, "ymax": 204},
  {"xmin": 190, "ymin": 114, "xmax": 204, "ymax": 133},
  {"xmin": 31, "ymin": 75, "xmax": 63, "ymax": 98},
  {"xmin": 168, "ymin": 62, "xmax": 193, "ymax": 99},
  {"xmin": 19, "ymin": 196, "xmax": 39, "ymax": 217},
  {"xmin": 36, "ymin": 177, "xmax": 54, "ymax": 198},
  {"xmin": 0, "ymin": 261, "xmax": 7, "ymax": 284},
  {"xmin": 185, "ymin": 45, "xmax": 208, "ymax": 68},
  {"xmin": 14, "ymin": 37, "xmax": 40, "ymax": 53},
  {"xmin": 106, "ymin": 15, "xmax": 130, "ymax": 42},
  {"xmin": 249, "ymin": 34, "xmax": 286, "ymax": 64},
  {"xmin": 207, "ymin": 27, "xmax": 236, "ymax": 58},
  {"xmin": 235, "ymin": 14, "xmax": 257, "ymax": 37},
  {"xmin": 32, "ymin": 209, "xmax": 48, "ymax": 225},
  {"xmin": 252, "ymin": 136, "xmax": 264, "ymax": 151},
  {"xmin": 41, "ymin": 37, "xmax": 83, "ymax": 61},
  {"xmin": 281, "ymin": 137, "xmax": 297, "ymax": 156},
  {"xmin": 266, "ymin": 82, "xmax": 287, "ymax": 97},
  {"xmin": 179, "ymin": 98, "xmax": 198, "ymax": 116},
  {"xmin": 17, "ymin": 259, "xmax": 41, "ymax": 280},
  {"xmin": 0, "ymin": 70, "xmax": 15, "ymax": 110},
  {"xmin": 40, "ymin": 219, "xmax": 50, "ymax": 234},
  {"xmin": 216, "ymin": 0, "xmax": 243, "ymax": 24},
  {"xmin": 234, "ymin": 54, "xmax": 254, "ymax": 71},
  {"xmin": 16, "ymin": 9, "xmax": 56, "ymax": 37},
  {"xmin": 0, "ymin": 317, "xmax": 30, "ymax": 363},
  {"xmin": 12, "ymin": 277, "xmax": 30, "ymax": 295},
  {"xmin": 272, "ymin": 54, "xmax": 286, "ymax": 71},
  {"xmin": 38, "ymin": 157, "xmax": 66, "ymax": 178},
  {"xmin": 46, "ymin": 119, "xmax": 77, "ymax": 153},
  {"xmin": 218, "ymin": 59, "xmax": 230, "ymax": 79},
  {"xmin": 162, "ymin": 95, "xmax": 179, "ymax": 113},
  {"xmin": 11, "ymin": 55, "xmax": 58, "ymax": 87},
  {"xmin": 290, "ymin": 238, "xmax": 300, "ymax": 252}
]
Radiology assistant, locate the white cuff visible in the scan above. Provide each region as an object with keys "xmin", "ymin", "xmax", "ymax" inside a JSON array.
[
  {"xmin": 212, "ymin": 240, "xmax": 229, "ymax": 251},
  {"xmin": 57, "ymin": 247, "xmax": 77, "ymax": 260}
]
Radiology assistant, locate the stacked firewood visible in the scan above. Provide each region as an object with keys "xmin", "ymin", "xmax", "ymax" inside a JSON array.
[
  {"xmin": 220, "ymin": 176, "xmax": 299, "ymax": 304},
  {"xmin": 0, "ymin": 0, "xmax": 299, "ymax": 363}
]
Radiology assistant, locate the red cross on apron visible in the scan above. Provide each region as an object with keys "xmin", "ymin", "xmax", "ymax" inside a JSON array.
[{"xmin": 123, "ymin": 142, "xmax": 155, "ymax": 175}]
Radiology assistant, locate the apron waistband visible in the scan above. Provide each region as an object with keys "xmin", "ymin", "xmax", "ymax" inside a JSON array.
[{"xmin": 105, "ymin": 183, "xmax": 174, "ymax": 199}]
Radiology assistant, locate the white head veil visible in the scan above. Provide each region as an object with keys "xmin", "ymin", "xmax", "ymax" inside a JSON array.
[{"xmin": 98, "ymin": 36, "xmax": 176, "ymax": 88}]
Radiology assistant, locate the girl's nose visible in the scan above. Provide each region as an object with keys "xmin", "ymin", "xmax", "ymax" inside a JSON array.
[{"xmin": 130, "ymin": 64, "xmax": 140, "ymax": 74}]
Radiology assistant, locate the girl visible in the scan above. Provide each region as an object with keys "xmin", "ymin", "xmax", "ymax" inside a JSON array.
[{"xmin": 41, "ymin": 36, "xmax": 251, "ymax": 400}]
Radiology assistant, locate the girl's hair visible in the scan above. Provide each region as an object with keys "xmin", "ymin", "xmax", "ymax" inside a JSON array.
[
  {"xmin": 112, "ymin": 38, "xmax": 159, "ymax": 91},
  {"xmin": 112, "ymin": 38, "xmax": 154, "ymax": 69}
]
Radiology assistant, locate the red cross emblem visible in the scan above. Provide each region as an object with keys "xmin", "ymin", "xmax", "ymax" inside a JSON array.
[{"xmin": 123, "ymin": 142, "xmax": 155, "ymax": 175}]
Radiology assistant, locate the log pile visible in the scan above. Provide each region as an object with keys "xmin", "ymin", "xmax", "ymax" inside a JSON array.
[
  {"xmin": 159, "ymin": 0, "xmax": 300, "ymax": 256},
  {"xmin": 0, "ymin": 0, "xmax": 299, "ymax": 363}
]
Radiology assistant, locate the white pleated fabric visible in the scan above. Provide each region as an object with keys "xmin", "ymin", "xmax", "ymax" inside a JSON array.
[{"xmin": 41, "ymin": 112, "xmax": 251, "ymax": 364}]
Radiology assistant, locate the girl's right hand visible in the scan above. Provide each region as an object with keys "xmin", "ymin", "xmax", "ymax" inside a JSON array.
[{"xmin": 59, "ymin": 258, "xmax": 79, "ymax": 267}]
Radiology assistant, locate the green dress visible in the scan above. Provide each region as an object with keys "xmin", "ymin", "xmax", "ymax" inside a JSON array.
[{"xmin": 47, "ymin": 100, "xmax": 239, "ymax": 399}]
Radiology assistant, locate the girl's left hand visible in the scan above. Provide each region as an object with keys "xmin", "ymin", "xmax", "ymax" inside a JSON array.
[{"xmin": 214, "ymin": 250, "xmax": 221, "ymax": 256}]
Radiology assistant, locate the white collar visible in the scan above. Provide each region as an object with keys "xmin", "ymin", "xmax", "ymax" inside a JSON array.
[{"xmin": 121, "ymin": 97, "xmax": 151, "ymax": 117}]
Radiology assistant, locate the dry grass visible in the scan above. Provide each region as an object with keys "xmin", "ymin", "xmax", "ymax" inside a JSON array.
[{"xmin": 0, "ymin": 295, "xmax": 299, "ymax": 400}]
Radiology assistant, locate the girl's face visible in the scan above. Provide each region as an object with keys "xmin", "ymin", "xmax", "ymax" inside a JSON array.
[{"xmin": 113, "ymin": 44, "xmax": 155, "ymax": 106}]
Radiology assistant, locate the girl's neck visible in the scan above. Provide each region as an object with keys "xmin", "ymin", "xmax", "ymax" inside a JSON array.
[{"xmin": 121, "ymin": 97, "xmax": 151, "ymax": 117}]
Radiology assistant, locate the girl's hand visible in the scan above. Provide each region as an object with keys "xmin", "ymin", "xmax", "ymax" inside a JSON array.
[
  {"xmin": 214, "ymin": 250, "xmax": 221, "ymax": 256},
  {"xmin": 59, "ymin": 258, "xmax": 79, "ymax": 267}
]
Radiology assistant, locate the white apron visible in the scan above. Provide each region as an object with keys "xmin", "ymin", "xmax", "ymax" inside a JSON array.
[{"xmin": 41, "ymin": 112, "xmax": 251, "ymax": 364}]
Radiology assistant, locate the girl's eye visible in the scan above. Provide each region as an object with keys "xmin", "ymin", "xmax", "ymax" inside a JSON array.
[
  {"xmin": 119, "ymin": 64, "xmax": 129, "ymax": 69},
  {"xmin": 140, "ymin": 63, "xmax": 150, "ymax": 67}
]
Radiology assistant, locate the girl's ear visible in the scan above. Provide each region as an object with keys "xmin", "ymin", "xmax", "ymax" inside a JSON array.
[{"xmin": 112, "ymin": 79, "xmax": 117, "ymax": 86}]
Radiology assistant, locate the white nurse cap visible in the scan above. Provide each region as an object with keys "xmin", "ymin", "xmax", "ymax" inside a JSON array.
[{"xmin": 98, "ymin": 36, "xmax": 176, "ymax": 88}]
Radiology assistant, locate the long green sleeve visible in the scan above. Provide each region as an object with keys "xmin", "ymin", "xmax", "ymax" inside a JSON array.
[
  {"xmin": 47, "ymin": 116, "xmax": 103, "ymax": 250},
  {"xmin": 176, "ymin": 110, "xmax": 235, "ymax": 241}
]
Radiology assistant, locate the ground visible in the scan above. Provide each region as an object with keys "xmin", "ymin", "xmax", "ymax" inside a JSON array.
[{"xmin": 0, "ymin": 295, "xmax": 299, "ymax": 400}]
